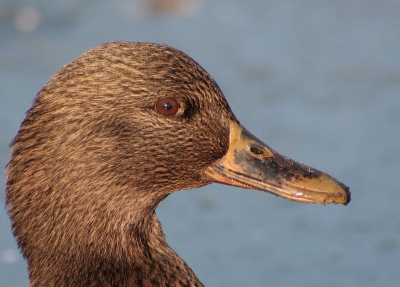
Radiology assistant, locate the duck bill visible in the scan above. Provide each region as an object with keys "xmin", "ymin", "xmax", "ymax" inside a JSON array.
[{"xmin": 205, "ymin": 121, "xmax": 350, "ymax": 205}]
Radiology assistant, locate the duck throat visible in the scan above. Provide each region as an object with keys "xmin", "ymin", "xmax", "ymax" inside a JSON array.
[
  {"xmin": 6, "ymin": 129, "xmax": 205, "ymax": 286},
  {"xmin": 25, "ymin": 209, "xmax": 204, "ymax": 287}
]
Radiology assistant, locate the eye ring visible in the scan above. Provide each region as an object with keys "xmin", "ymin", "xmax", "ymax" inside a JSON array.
[{"xmin": 156, "ymin": 97, "xmax": 180, "ymax": 116}]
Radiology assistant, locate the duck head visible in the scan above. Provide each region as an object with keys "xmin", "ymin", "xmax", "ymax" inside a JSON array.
[{"xmin": 6, "ymin": 42, "xmax": 350, "ymax": 286}]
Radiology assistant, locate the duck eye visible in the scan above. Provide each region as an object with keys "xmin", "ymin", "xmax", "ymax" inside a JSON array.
[{"xmin": 156, "ymin": 97, "xmax": 179, "ymax": 116}]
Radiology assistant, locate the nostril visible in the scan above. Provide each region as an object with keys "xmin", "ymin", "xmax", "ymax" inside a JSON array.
[{"xmin": 250, "ymin": 146, "xmax": 265, "ymax": 156}]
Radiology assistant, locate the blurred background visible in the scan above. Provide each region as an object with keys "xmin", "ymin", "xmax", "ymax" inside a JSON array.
[{"xmin": 1, "ymin": 0, "xmax": 399, "ymax": 286}]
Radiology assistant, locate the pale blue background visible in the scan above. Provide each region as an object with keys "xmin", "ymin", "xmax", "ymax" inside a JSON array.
[{"xmin": 1, "ymin": 0, "xmax": 399, "ymax": 286}]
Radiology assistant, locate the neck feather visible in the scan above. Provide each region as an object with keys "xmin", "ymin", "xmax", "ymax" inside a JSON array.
[{"xmin": 27, "ymin": 210, "xmax": 203, "ymax": 287}]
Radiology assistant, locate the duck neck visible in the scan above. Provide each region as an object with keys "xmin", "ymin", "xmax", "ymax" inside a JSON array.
[{"xmin": 27, "ymin": 199, "xmax": 204, "ymax": 287}]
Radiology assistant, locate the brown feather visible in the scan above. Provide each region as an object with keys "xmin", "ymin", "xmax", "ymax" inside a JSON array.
[{"xmin": 6, "ymin": 42, "xmax": 238, "ymax": 286}]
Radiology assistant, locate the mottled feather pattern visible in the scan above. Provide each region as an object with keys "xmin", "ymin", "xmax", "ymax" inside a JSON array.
[{"xmin": 6, "ymin": 42, "xmax": 237, "ymax": 286}]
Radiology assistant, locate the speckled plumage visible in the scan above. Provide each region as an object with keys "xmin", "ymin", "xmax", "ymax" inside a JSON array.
[
  {"xmin": 6, "ymin": 41, "xmax": 350, "ymax": 287},
  {"xmin": 6, "ymin": 42, "xmax": 237, "ymax": 286}
]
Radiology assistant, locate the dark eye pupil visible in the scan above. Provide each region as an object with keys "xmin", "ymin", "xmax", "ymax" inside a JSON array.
[
  {"xmin": 164, "ymin": 102, "xmax": 172, "ymax": 110},
  {"xmin": 156, "ymin": 97, "xmax": 179, "ymax": 116}
]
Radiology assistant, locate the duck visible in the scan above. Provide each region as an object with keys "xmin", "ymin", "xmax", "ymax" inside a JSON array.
[{"xmin": 5, "ymin": 42, "xmax": 350, "ymax": 287}]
